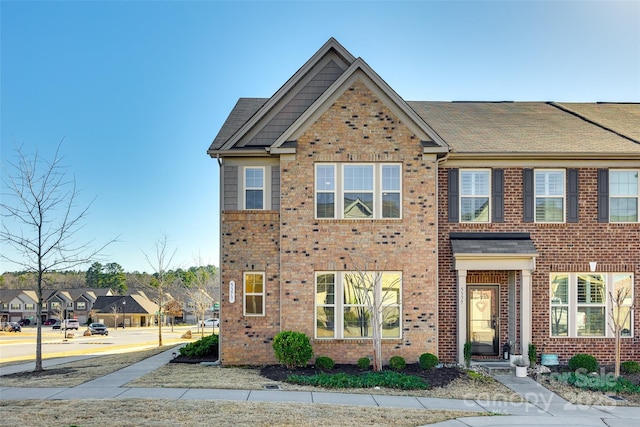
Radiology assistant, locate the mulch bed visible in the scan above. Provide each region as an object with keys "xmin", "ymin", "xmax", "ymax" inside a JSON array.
[
  {"xmin": 260, "ymin": 363, "xmax": 461, "ymax": 388},
  {"xmin": 171, "ymin": 356, "xmax": 461, "ymax": 388}
]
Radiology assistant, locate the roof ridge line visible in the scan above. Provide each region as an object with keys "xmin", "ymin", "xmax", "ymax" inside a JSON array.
[{"xmin": 548, "ymin": 102, "xmax": 640, "ymax": 145}]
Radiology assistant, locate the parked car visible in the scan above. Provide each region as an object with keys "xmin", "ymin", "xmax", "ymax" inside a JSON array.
[
  {"xmin": 52, "ymin": 319, "xmax": 79, "ymax": 330},
  {"xmin": 17, "ymin": 319, "xmax": 31, "ymax": 326},
  {"xmin": 88, "ymin": 323, "xmax": 108, "ymax": 335},
  {"xmin": 43, "ymin": 319, "xmax": 58, "ymax": 325},
  {"xmin": 198, "ymin": 318, "xmax": 219, "ymax": 327},
  {"xmin": 2, "ymin": 322, "xmax": 22, "ymax": 332}
]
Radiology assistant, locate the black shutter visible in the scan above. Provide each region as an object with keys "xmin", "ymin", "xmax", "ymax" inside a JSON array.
[
  {"xmin": 492, "ymin": 168, "xmax": 504, "ymax": 223},
  {"xmin": 597, "ymin": 169, "xmax": 609, "ymax": 223},
  {"xmin": 523, "ymin": 169, "xmax": 534, "ymax": 223},
  {"xmin": 567, "ymin": 169, "xmax": 579, "ymax": 223},
  {"xmin": 448, "ymin": 169, "xmax": 459, "ymax": 223}
]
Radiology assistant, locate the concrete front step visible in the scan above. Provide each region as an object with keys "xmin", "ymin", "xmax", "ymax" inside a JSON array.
[{"xmin": 473, "ymin": 361, "xmax": 514, "ymax": 375}]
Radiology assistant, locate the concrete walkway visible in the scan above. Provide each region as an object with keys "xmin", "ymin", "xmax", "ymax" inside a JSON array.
[{"xmin": 1, "ymin": 347, "xmax": 638, "ymax": 427}]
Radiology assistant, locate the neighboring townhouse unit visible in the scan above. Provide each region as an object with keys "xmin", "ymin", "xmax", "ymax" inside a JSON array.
[
  {"xmin": 208, "ymin": 38, "xmax": 639, "ymax": 366},
  {"xmin": 0, "ymin": 288, "xmax": 115, "ymax": 324},
  {"xmin": 0, "ymin": 290, "xmax": 38, "ymax": 322},
  {"xmin": 421, "ymin": 102, "xmax": 640, "ymax": 363}
]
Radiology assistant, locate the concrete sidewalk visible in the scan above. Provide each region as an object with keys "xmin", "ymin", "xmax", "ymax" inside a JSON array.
[{"xmin": 1, "ymin": 347, "xmax": 638, "ymax": 427}]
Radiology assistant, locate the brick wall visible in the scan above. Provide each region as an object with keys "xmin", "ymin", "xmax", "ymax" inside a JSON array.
[
  {"xmin": 219, "ymin": 79, "xmax": 441, "ymax": 366},
  {"xmin": 219, "ymin": 211, "xmax": 281, "ymax": 365},
  {"xmin": 278, "ymin": 79, "xmax": 440, "ymax": 365},
  {"xmin": 438, "ymin": 167, "xmax": 640, "ymax": 364}
]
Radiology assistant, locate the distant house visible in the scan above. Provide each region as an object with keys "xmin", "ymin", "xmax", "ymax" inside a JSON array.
[
  {"xmin": 91, "ymin": 294, "xmax": 160, "ymax": 328},
  {"xmin": 0, "ymin": 290, "xmax": 37, "ymax": 322},
  {"xmin": 0, "ymin": 288, "xmax": 115, "ymax": 324},
  {"xmin": 208, "ymin": 38, "xmax": 638, "ymax": 366}
]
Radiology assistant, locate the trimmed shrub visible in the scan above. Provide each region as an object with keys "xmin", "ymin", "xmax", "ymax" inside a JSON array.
[
  {"xmin": 419, "ymin": 353, "xmax": 439, "ymax": 371},
  {"xmin": 179, "ymin": 334, "xmax": 219, "ymax": 358},
  {"xmin": 528, "ymin": 343, "xmax": 537, "ymax": 367},
  {"xmin": 389, "ymin": 356, "xmax": 406, "ymax": 371},
  {"xmin": 463, "ymin": 342, "xmax": 472, "ymax": 368},
  {"xmin": 621, "ymin": 361, "xmax": 640, "ymax": 374},
  {"xmin": 357, "ymin": 357, "xmax": 371, "ymax": 371},
  {"xmin": 315, "ymin": 356, "xmax": 335, "ymax": 371},
  {"xmin": 568, "ymin": 353, "xmax": 599, "ymax": 373},
  {"xmin": 272, "ymin": 331, "xmax": 314, "ymax": 369}
]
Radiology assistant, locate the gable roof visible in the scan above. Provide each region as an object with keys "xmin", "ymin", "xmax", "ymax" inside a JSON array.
[
  {"xmin": 92, "ymin": 295, "xmax": 158, "ymax": 315},
  {"xmin": 209, "ymin": 39, "xmax": 639, "ymax": 160},
  {"xmin": 208, "ymin": 38, "xmax": 447, "ymax": 157}
]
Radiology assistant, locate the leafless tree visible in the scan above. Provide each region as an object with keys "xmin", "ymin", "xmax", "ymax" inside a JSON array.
[
  {"xmin": 344, "ymin": 255, "xmax": 402, "ymax": 372},
  {"xmin": 1, "ymin": 142, "xmax": 113, "ymax": 371},
  {"xmin": 609, "ymin": 287, "xmax": 634, "ymax": 377},
  {"xmin": 143, "ymin": 233, "xmax": 178, "ymax": 347},
  {"xmin": 184, "ymin": 257, "xmax": 217, "ymax": 337}
]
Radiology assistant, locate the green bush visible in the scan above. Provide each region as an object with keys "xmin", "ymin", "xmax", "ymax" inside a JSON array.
[
  {"xmin": 389, "ymin": 356, "xmax": 406, "ymax": 371},
  {"xmin": 419, "ymin": 353, "xmax": 439, "ymax": 371},
  {"xmin": 528, "ymin": 343, "xmax": 537, "ymax": 367},
  {"xmin": 463, "ymin": 342, "xmax": 472, "ymax": 368},
  {"xmin": 315, "ymin": 356, "xmax": 335, "ymax": 371},
  {"xmin": 272, "ymin": 331, "xmax": 314, "ymax": 369},
  {"xmin": 287, "ymin": 370, "xmax": 429, "ymax": 390},
  {"xmin": 568, "ymin": 353, "xmax": 599, "ymax": 373},
  {"xmin": 179, "ymin": 334, "xmax": 219, "ymax": 358},
  {"xmin": 357, "ymin": 357, "xmax": 371, "ymax": 370},
  {"xmin": 621, "ymin": 361, "xmax": 640, "ymax": 374}
]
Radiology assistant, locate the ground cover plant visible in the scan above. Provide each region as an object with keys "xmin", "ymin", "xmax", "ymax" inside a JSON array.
[
  {"xmin": 537, "ymin": 361, "xmax": 640, "ymax": 406},
  {"xmin": 286, "ymin": 370, "xmax": 430, "ymax": 390}
]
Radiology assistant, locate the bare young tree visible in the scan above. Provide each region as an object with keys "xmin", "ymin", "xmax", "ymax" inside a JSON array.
[
  {"xmin": 609, "ymin": 286, "xmax": 634, "ymax": 377},
  {"xmin": 1, "ymin": 142, "xmax": 112, "ymax": 371},
  {"xmin": 143, "ymin": 234, "xmax": 178, "ymax": 347},
  {"xmin": 183, "ymin": 259, "xmax": 217, "ymax": 338},
  {"xmin": 344, "ymin": 256, "xmax": 402, "ymax": 372}
]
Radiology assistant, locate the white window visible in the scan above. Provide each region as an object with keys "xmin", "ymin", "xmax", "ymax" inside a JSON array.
[
  {"xmin": 10, "ymin": 303, "xmax": 21, "ymax": 310},
  {"xmin": 460, "ymin": 170, "xmax": 490, "ymax": 222},
  {"xmin": 315, "ymin": 163, "xmax": 401, "ymax": 219},
  {"xmin": 25, "ymin": 303, "xmax": 35, "ymax": 310},
  {"xmin": 550, "ymin": 273, "xmax": 634, "ymax": 337},
  {"xmin": 315, "ymin": 164, "xmax": 335, "ymax": 218},
  {"xmin": 76, "ymin": 301, "xmax": 86, "ymax": 310},
  {"xmin": 535, "ymin": 170, "xmax": 565, "ymax": 222},
  {"xmin": 315, "ymin": 271, "xmax": 401, "ymax": 339},
  {"xmin": 244, "ymin": 167, "xmax": 265, "ymax": 210},
  {"xmin": 610, "ymin": 170, "xmax": 639, "ymax": 222},
  {"xmin": 243, "ymin": 272, "xmax": 265, "ymax": 316},
  {"xmin": 381, "ymin": 165, "xmax": 401, "ymax": 218}
]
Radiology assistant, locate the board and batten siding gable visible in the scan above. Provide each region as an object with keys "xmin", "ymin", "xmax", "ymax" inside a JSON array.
[
  {"xmin": 271, "ymin": 166, "xmax": 280, "ymax": 211},
  {"xmin": 223, "ymin": 165, "xmax": 238, "ymax": 211},
  {"xmin": 222, "ymin": 161, "xmax": 280, "ymax": 210}
]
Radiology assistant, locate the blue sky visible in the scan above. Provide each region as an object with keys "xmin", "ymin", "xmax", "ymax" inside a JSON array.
[{"xmin": 2, "ymin": 1, "xmax": 639, "ymax": 273}]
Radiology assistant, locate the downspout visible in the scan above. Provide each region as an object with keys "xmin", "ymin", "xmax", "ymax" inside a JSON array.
[{"xmin": 217, "ymin": 153, "xmax": 223, "ymax": 364}]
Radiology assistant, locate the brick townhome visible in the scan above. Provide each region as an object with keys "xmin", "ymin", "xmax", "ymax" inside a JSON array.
[{"xmin": 208, "ymin": 38, "xmax": 639, "ymax": 366}]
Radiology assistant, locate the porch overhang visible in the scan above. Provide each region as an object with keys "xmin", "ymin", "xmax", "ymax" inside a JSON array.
[{"xmin": 450, "ymin": 232, "xmax": 538, "ymax": 271}]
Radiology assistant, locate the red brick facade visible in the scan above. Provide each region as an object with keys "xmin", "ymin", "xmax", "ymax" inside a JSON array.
[
  {"xmin": 438, "ymin": 167, "xmax": 640, "ymax": 364},
  {"xmin": 220, "ymin": 80, "xmax": 440, "ymax": 365}
]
